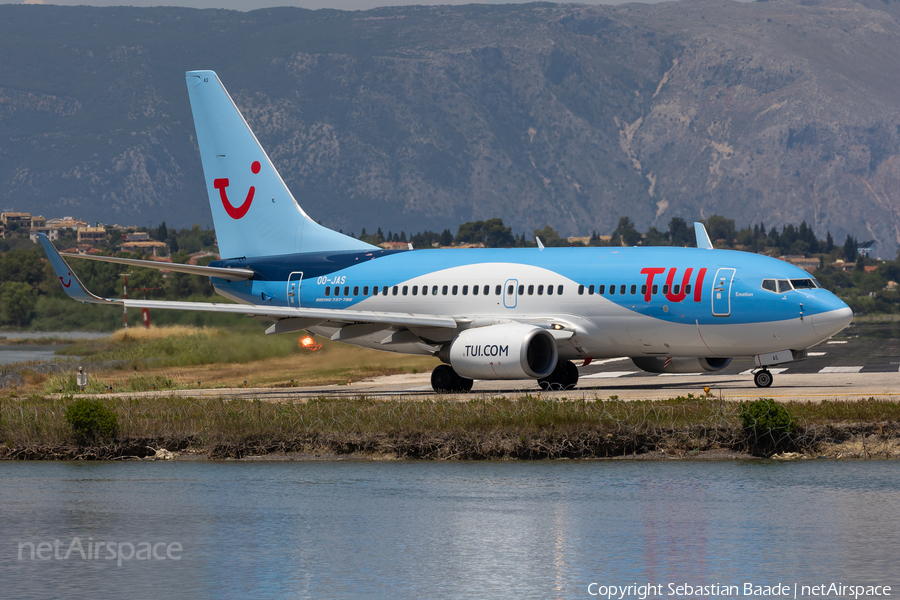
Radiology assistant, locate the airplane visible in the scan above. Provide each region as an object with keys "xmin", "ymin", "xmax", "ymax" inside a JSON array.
[{"xmin": 40, "ymin": 70, "xmax": 854, "ymax": 393}]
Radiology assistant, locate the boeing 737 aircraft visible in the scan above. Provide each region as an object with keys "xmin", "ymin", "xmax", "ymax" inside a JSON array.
[{"xmin": 40, "ymin": 70, "xmax": 853, "ymax": 392}]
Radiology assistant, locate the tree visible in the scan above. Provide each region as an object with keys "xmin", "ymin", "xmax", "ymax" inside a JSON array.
[
  {"xmin": 156, "ymin": 221, "xmax": 168, "ymax": 242},
  {"xmin": 843, "ymin": 235, "xmax": 858, "ymax": 263},
  {"xmin": 1, "ymin": 281, "xmax": 37, "ymax": 326},
  {"xmin": 668, "ymin": 217, "xmax": 691, "ymax": 246},
  {"xmin": 440, "ymin": 229, "xmax": 454, "ymax": 247},
  {"xmin": 455, "ymin": 221, "xmax": 484, "ymax": 245},
  {"xmin": 533, "ymin": 225, "xmax": 566, "ymax": 246},
  {"xmin": 705, "ymin": 215, "xmax": 736, "ymax": 246},
  {"xmin": 481, "ymin": 218, "xmax": 515, "ymax": 247},
  {"xmin": 611, "ymin": 216, "xmax": 640, "ymax": 246}
]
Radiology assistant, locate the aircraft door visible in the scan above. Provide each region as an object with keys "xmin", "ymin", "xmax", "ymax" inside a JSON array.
[
  {"xmin": 711, "ymin": 268, "xmax": 735, "ymax": 317},
  {"xmin": 504, "ymin": 278, "xmax": 518, "ymax": 309},
  {"xmin": 287, "ymin": 271, "xmax": 303, "ymax": 306}
]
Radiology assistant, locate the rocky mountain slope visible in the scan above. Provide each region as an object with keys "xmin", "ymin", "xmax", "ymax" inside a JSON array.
[{"xmin": 2, "ymin": 0, "xmax": 899, "ymax": 254}]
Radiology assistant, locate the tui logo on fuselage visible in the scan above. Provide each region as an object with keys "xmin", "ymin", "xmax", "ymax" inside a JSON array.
[{"xmin": 214, "ymin": 161, "xmax": 261, "ymax": 219}]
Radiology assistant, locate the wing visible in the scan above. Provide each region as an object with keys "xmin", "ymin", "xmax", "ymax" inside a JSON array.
[{"xmin": 38, "ymin": 234, "xmax": 457, "ymax": 330}]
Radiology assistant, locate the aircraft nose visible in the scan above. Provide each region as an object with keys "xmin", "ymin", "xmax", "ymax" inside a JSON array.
[{"xmin": 811, "ymin": 305, "xmax": 853, "ymax": 338}]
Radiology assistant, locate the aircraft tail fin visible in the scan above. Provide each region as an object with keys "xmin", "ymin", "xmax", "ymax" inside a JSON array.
[{"xmin": 185, "ymin": 70, "xmax": 375, "ymax": 259}]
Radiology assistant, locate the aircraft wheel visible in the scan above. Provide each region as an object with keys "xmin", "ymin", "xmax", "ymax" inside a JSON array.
[
  {"xmin": 538, "ymin": 360, "xmax": 578, "ymax": 391},
  {"xmin": 431, "ymin": 365, "xmax": 456, "ymax": 393},
  {"xmin": 754, "ymin": 369, "xmax": 773, "ymax": 388},
  {"xmin": 431, "ymin": 365, "xmax": 473, "ymax": 393}
]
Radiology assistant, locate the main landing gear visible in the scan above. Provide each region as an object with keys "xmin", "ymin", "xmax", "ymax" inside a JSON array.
[
  {"xmin": 431, "ymin": 364, "xmax": 474, "ymax": 393},
  {"xmin": 538, "ymin": 360, "xmax": 579, "ymax": 391},
  {"xmin": 753, "ymin": 368, "xmax": 773, "ymax": 388}
]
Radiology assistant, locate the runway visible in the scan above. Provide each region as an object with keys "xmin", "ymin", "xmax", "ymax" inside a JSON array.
[{"xmin": 108, "ymin": 321, "xmax": 900, "ymax": 403}]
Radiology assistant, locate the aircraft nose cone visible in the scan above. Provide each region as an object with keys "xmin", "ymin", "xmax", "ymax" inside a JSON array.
[{"xmin": 811, "ymin": 306, "xmax": 853, "ymax": 338}]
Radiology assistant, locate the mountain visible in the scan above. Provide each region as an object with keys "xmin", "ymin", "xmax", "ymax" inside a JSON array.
[{"xmin": 2, "ymin": 0, "xmax": 900, "ymax": 254}]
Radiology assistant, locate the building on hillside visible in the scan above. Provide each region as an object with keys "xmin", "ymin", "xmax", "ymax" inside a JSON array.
[
  {"xmin": 29, "ymin": 229, "xmax": 59, "ymax": 243},
  {"xmin": 379, "ymin": 241, "xmax": 411, "ymax": 250},
  {"xmin": 567, "ymin": 236, "xmax": 592, "ymax": 246},
  {"xmin": 121, "ymin": 240, "xmax": 168, "ymax": 257},
  {"xmin": 1, "ymin": 212, "xmax": 34, "ymax": 229},
  {"xmin": 781, "ymin": 255, "xmax": 820, "ymax": 273},
  {"xmin": 124, "ymin": 232, "xmax": 151, "ymax": 242},
  {"xmin": 47, "ymin": 217, "xmax": 89, "ymax": 231},
  {"xmin": 77, "ymin": 226, "xmax": 108, "ymax": 244}
]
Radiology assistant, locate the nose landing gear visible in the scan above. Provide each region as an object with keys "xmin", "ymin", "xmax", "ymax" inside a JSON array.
[{"xmin": 753, "ymin": 368, "xmax": 773, "ymax": 388}]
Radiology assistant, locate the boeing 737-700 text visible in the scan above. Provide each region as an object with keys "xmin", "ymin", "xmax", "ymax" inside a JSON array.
[{"xmin": 40, "ymin": 70, "xmax": 853, "ymax": 392}]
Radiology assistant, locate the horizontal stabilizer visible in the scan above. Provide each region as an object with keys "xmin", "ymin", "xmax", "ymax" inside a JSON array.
[{"xmin": 61, "ymin": 252, "xmax": 255, "ymax": 280}]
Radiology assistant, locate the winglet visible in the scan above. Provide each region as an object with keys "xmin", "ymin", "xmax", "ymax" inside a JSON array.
[
  {"xmin": 535, "ymin": 236, "xmax": 545, "ymax": 250},
  {"xmin": 37, "ymin": 234, "xmax": 112, "ymax": 304},
  {"xmin": 694, "ymin": 222, "xmax": 713, "ymax": 250}
]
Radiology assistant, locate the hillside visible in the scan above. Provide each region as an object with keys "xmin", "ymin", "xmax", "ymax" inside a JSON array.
[{"xmin": 1, "ymin": 0, "xmax": 900, "ymax": 254}]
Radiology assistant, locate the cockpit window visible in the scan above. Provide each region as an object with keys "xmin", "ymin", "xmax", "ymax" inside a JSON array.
[
  {"xmin": 790, "ymin": 278, "xmax": 818, "ymax": 289},
  {"xmin": 761, "ymin": 279, "xmax": 776, "ymax": 292},
  {"xmin": 776, "ymin": 280, "xmax": 792, "ymax": 293}
]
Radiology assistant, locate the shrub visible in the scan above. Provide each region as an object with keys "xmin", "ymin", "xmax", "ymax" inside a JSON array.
[
  {"xmin": 64, "ymin": 399, "xmax": 119, "ymax": 441},
  {"xmin": 739, "ymin": 399, "xmax": 795, "ymax": 437}
]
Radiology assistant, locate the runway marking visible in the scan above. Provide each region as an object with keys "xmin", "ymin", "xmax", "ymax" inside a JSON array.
[
  {"xmin": 739, "ymin": 368, "xmax": 788, "ymax": 376},
  {"xmin": 404, "ymin": 385, "xmax": 434, "ymax": 391},
  {"xmin": 808, "ymin": 352, "xmax": 827, "ymax": 356},
  {"xmin": 826, "ymin": 341, "xmax": 848, "ymax": 344},
  {"xmin": 581, "ymin": 371, "xmax": 637, "ymax": 379},
  {"xmin": 819, "ymin": 366, "xmax": 863, "ymax": 373}
]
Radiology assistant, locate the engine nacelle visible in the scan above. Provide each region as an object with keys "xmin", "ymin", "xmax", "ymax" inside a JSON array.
[
  {"xmin": 631, "ymin": 356, "xmax": 732, "ymax": 374},
  {"xmin": 444, "ymin": 323, "xmax": 558, "ymax": 380}
]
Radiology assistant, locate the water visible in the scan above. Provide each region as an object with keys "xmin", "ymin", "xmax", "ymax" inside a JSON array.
[
  {"xmin": 1, "ymin": 461, "xmax": 897, "ymax": 600},
  {"xmin": 0, "ymin": 346, "xmax": 64, "ymax": 366}
]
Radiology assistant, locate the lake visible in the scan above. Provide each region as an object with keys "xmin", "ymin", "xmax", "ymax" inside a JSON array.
[{"xmin": 0, "ymin": 460, "xmax": 897, "ymax": 599}]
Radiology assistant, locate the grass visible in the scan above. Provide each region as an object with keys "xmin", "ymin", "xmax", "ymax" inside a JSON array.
[
  {"xmin": 2, "ymin": 395, "xmax": 899, "ymax": 460},
  {"xmin": 20, "ymin": 325, "xmax": 440, "ymax": 394}
]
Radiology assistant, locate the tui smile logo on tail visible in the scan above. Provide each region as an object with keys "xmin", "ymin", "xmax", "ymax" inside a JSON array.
[
  {"xmin": 59, "ymin": 272, "xmax": 72, "ymax": 288},
  {"xmin": 214, "ymin": 161, "xmax": 260, "ymax": 219}
]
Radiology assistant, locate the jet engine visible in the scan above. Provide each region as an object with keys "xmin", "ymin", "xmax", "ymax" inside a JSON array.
[
  {"xmin": 631, "ymin": 356, "xmax": 732, "ymax": 374},
  {"xmin": 440, "ymin": 323, "xmax": 558, "ymax": 380}
]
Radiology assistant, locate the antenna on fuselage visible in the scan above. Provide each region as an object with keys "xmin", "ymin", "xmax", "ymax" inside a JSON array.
[{"xmin": 694, "ymin": 222, "xmax": 713, "ymax": 250}]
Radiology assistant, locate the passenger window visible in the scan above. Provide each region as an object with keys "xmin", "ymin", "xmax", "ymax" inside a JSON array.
[
  {"xmin": 652, "ymin": 284, "xmax": 658, "ymax": 294},
  {"xmin": 630, "ymin": 284, "xmax": 636, "ymax": 295},
  {"xmin": 538, "ymin": 285, "xmax": 544, "ymax": 295},
  {"xmin": 325, "ymin": 286, "xmax": 330, "ymax": 296},
  {"xmin": 776, "ymin": 280, "xmax": 792, "ymax": 293},
  {"xmin": 588, "ymin": 284, "xmax": 594, "ymax": 295},
  {"xmin": 442, "ymin": 285, "xmax": 448, "ymax": 295},
  {"xmin": 363, "ymin": 286, "xmax": 369, "ymax": 295},
  {"xmin": 484, "ymin": 285, "xmax": 490, "ymax": 295},
  {"xmin": 354, "ymin": 286, "xmax": 359, "ymax": 296},
  {"xmin": 383, "ymin": 286, "xmax": 389, "ymax": 295},
  {"xmin": 641, "ymin": 284, "xmax": 647, "ymax": 295},
  {"xmin": 402, "ymin": 286, "xmax": 408, "ymax": 296},
  {"xmin": 610, "ymin": 285, "xmax": 616, "ymax": 296},
  {"xmin": 578, "ymin": 284, "xmax": 585, "ymax": 295},
  {"xmin": 547, "ymin": 285, "xmax": 553, "ymax": 296},
  {"xmin": 462, "ymin": 285, "xmax": 469, "ymax": 295},
  {"xmin": 508, "ymin": 285, "xmax": 515, "ymax": 295},
  {"xmin": 518, "ymin": 285, "xmax": 524, "ymax": 295},
  {"xmin": 557, "ymin": 285, "xmax": 563, "ymax": 295},
  {"xmin": 620, "ymin": 285, "xmax": 626, "ymax": 295},
  {"xmin": 432, "ymin": 285, "xmax": 438, "ymax": 295},
  {"xmin": 392, "ymin": 286, "xmax": 399, "ymax": 296},
  {"xmin": 663, "ymin": 284, "xmax": 669, "ymax": 294},
  {"xmin": 598, "ymin": 285, "xmax": 605, "ymax": 294},
  {"xmin": 412, "ymin": 285, "xmax": 418, "ymax": 295},
  {"xmin": 372, "ymin": 286, "xmax": 378, "ymax": 296},
  {"xmin": 673, "ymin": 285, "xmax": 679, "ymax": 295},
  {"xmin": 528, "ymin": 285, "xmax": 534, "ymax": 295},
  {"xmin": 344, "ymin": 286, "xmax": 350, "ymax": 296},
  {"xmin": 473, "ymin": 285, "xmax": 479, "ymax": 296},
  {"xmin": 685, "ymin": 284, "xmax": 691, "ymax": 295},
  {"xmin": 452, "ymin": 285, "xmax": 458, "ymax": 295},
  {"xmin": 496, "ymin": 285, "xmax": 502, "ymax": 295}
]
